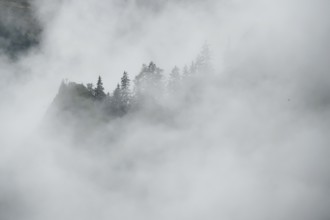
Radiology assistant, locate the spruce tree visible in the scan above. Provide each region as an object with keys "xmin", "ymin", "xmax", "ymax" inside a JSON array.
[
  {"xmin": 134, "ymin": 62, "xmax": 163, "ymax": 99},
  {"xmin": 195, "ymin": 43, "xmax": 212, "ymax": 74},
  {"xmin": 120, "ymin": 71, "xmax": 131, "ymax": 108},
  {"xmin": 110, "ymin": 84, "xmax": 123, "ymax": 116},
  {"xmin": 94, "ymin": 76, "xmax": 106, "ymax": 100}
]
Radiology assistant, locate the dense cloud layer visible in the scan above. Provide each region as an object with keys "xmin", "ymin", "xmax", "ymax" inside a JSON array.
[{"xmin": 0, "ymin": 0, "xmax": 329, "ymax": 219}]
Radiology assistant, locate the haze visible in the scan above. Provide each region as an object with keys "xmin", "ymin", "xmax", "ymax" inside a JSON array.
[{"xmin": 0, "ymin": 0, "xmax": 329, "ymax": 219}]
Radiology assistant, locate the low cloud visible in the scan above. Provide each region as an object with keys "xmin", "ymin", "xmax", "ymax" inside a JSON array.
[{"xmin": 0, "ymin": 0, "xmax": 329, "ymax": 219}]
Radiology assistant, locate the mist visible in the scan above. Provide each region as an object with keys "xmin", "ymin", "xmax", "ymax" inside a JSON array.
[{"xmin": 0, "ymin": 0, "xmax": 330, "ymax": 219}]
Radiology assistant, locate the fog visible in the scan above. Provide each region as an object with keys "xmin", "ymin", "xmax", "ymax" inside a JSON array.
[{"xmin": 1, "ymin": 0, "xmax": 330, "ymax": 219}]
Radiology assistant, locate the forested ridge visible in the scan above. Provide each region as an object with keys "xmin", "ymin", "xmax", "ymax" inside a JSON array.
[{"xmin": 47, "ymin": 45, "xmax": 213, "ymax": 130}]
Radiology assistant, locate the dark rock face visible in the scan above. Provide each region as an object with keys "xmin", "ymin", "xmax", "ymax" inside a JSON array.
[
  {"xmin": 0, "ymin": 0, "xmax": 41, "ymax": 57},
  {"xmin": 43, "ymin": 81, "xmax": 106, "ymax": 141},
  {"xmin": 46, "ymin": 81, "xmax": 96, "ymax": 123}
]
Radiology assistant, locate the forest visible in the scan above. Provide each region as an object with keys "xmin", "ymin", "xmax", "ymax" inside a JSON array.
[{"xmin": 49, "ymin": 45, "xmax": 213, "ymax": 127}]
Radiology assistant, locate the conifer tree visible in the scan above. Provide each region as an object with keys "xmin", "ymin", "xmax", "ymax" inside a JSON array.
[
  {"xmin": 120, "ymin": 71, "xmax": 131, "ymax": 108},
  {"xmin": 113, "ymin": 84, "xmax": 121, "ymax": 102},
  {"xmin": 86, "ymin": 83, "xmax": 95, "ymax": 96},
  {"xmin": 134, "ymin": 62, "xmax": 163, "ymax": 99},
  {"xmin": 94, "ymin": 76, "xmax": 106, "ymax": 100},
  {"xmin": 110, "ymin": 84, "xmax": 123, "ymax": 116},
  {"xmin": 195, "ymin": 43, "xmax": 212, "ymax": 74}
]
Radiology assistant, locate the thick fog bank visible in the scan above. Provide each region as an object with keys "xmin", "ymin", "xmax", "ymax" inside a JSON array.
[{"xmin": 0, "ymin": 0, "xmax": 330, "ymax": 219}]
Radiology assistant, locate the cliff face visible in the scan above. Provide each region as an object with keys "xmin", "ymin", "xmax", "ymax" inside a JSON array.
[
  {"xmin": 0, "ymin": 0, "xmax": 41, "ymax": 57},
  {"xmin": 43, "ymin": 81, "xmax": 107, "ymax": 141}
]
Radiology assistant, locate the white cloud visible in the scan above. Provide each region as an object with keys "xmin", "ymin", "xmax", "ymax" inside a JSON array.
[{"xmin": 0, "ymin": 0, "xmax": 329, "ymax": 219}]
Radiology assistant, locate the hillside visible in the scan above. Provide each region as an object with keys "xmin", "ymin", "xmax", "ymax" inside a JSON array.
[{"xmin": 43, "ymin": 45, "xmax": 212, "ymax": 143}]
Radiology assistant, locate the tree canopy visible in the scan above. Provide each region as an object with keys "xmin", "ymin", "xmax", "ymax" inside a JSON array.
[{"xmin": 51, "ymin": 45, "xmax": 213, "ymax": 120}]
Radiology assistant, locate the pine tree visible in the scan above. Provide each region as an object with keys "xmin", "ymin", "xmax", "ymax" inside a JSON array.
[
  {"xmin": 94, "ymin": 76, "xmax": 106, "ymax": 100},
  {"xmin": 134, "ymin": 62, "xmax": 163, "ymax": 99},
  {"xmin": 120, "ymin": 71, "xmax": 131, "ymax": 108},
  {"xmin": 110, "ymin": 84, "xmax": 123, "ymax": 116},
  {"xmin": 113, "ymin": 84, "xmax": 121, "ymax": 102},
  {"xmin": 195, "ymin": 43, "xmax": 212, "ymax": 74}
]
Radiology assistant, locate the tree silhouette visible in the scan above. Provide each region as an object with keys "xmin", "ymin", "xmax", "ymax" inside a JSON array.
[
  {"xmin": 120, "ymin": 71, "xmax": 131, "ymax": 111},
  {"xmin": 195, "ymin": 43, "xmax": 212, "ymax": 74},
  {"xmin": 51, "ymin": 45, "xmax": 213, "ymax": 122},
  {"xmin": 109, "ymin": 84, "xmax": 123, "ymax": 116},
  {"xmin": 134, "ymin": 62, "xmax": 163, "ymax": 100},
  {"xmin": 94, "ymin": 76, "xmax": 106, "ymax": 100}
]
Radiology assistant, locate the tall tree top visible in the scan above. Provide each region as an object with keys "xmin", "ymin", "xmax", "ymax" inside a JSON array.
[
  {"xmin": 95, "ymin": 76, "xmax": 106, "ymax": 100},
  {"xmin": 134, "ymin": 61, "xmax": 164, "ymax": 99},
  {"xmin": 97, "ymin": 76, "xmax": 104, "ymax": 88},
  {"xmin": 121, "ymin": 71, "xmax": 130, "ymax": 90},
  {"xmin": 195, "ymin": 43, "xmax": 212, "ymax": 74},
  {"xmin": 113, "ymin": 84, "xmax": 121, "ymax": 99},
  {"xmin": 170, "ymin": 66, "xmax": 180, "ymax": 78}
]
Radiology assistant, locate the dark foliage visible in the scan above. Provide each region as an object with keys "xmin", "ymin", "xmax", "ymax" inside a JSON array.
[
  {"xmin": 95, "ymin": 76, "xmax": 106, "ymax": 100},
  {"xmin": 0, "ymin": 0, "xmax": 41, "ymax": 57}
]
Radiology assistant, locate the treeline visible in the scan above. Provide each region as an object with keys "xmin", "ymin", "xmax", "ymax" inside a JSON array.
[{"xmin": 56, "ymin": 45, "xmax": 212, "ymax": 119}]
